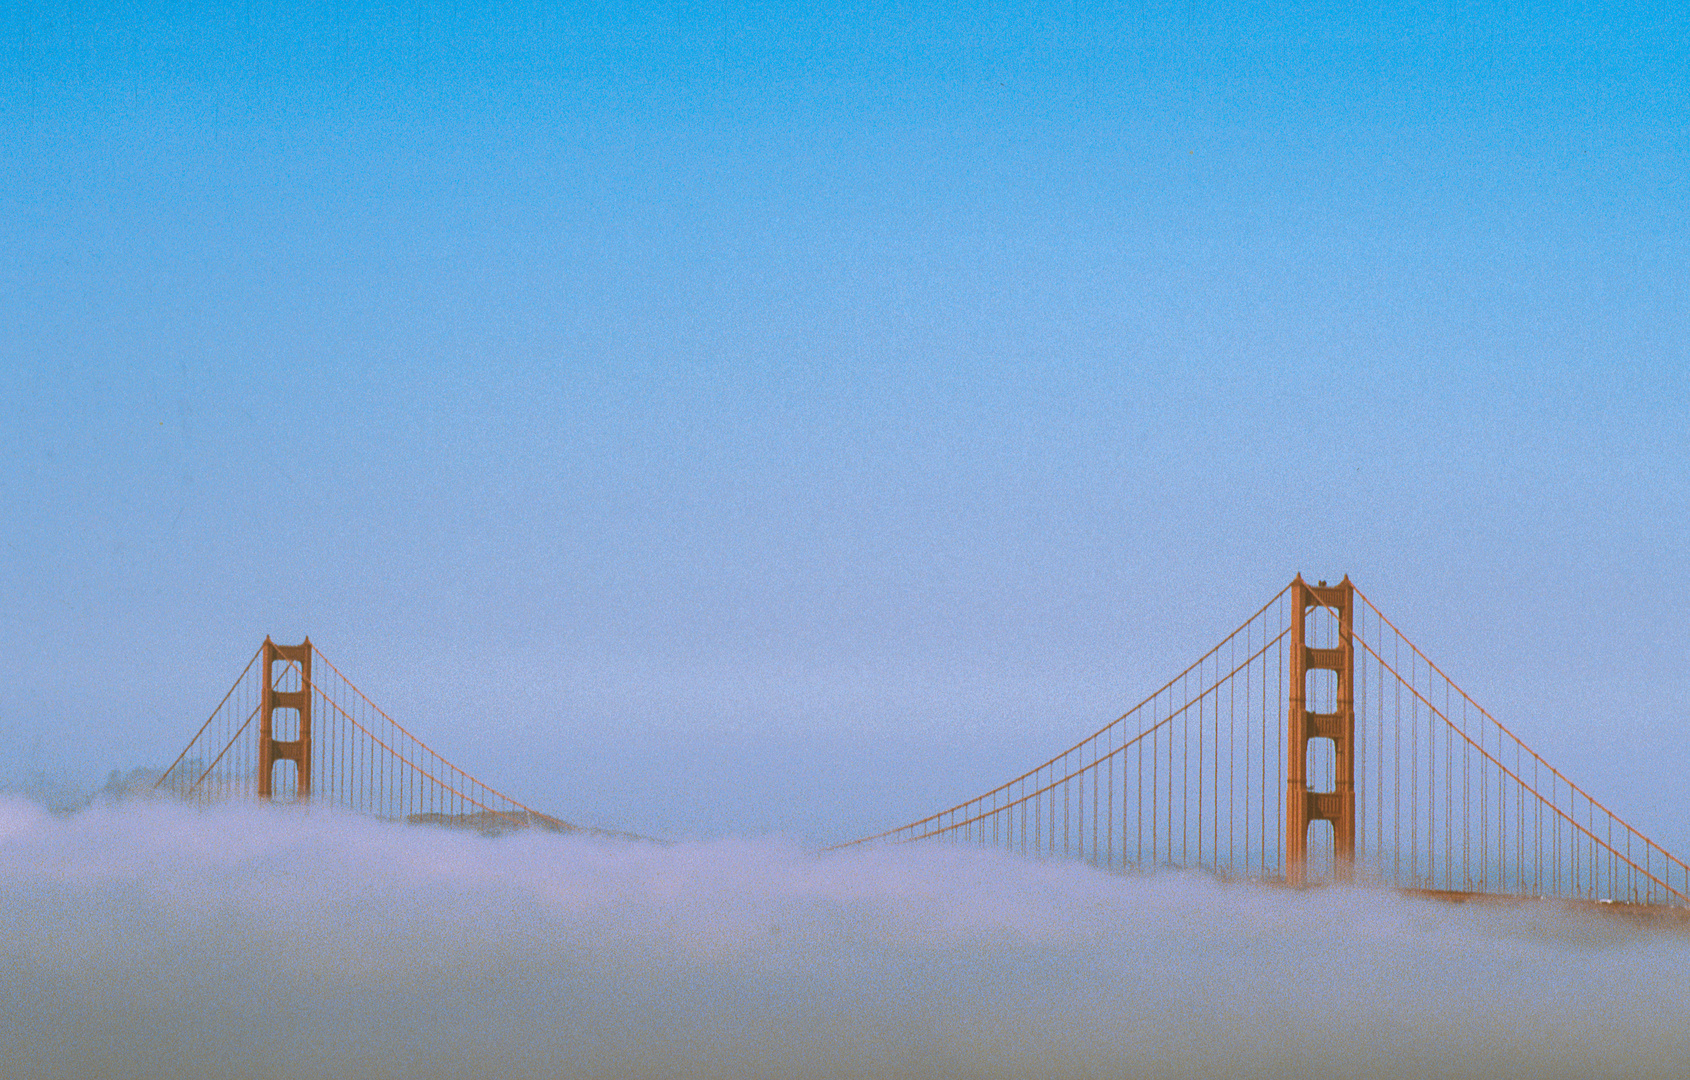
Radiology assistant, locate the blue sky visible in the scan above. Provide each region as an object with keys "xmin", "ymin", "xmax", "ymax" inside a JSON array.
[{"xmin": 1, "ymin": 1, "xmax": 1685, "ymax": 844}]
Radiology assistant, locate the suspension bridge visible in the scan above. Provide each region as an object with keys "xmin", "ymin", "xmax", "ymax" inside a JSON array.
[{"xmin": 155, "ymin": 575, "xmax": 1689, "ymax": 906}]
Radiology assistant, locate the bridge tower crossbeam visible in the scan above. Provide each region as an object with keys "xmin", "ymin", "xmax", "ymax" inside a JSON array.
[
  {"xmin": 258, "ymin": 636, "xmax": 312, "ymax": 800},
  {"xmin": 1286, "ymin": 575, "xmax": 1355, "ymax": 885}
]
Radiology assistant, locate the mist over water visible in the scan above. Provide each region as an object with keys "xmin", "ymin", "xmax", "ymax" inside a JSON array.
[{"xmin": 2, "ymin": 798, "xmax": 1686, "ymax": 1079}]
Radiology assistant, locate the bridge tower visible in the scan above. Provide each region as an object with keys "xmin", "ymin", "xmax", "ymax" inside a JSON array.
[
  {"xmin": 1286, "ymin": 576, "xmax": 1354, "ymax": 885},
  {"xmin": 258, "ymin": 637, "xmax": 312, "ymax": 800}
]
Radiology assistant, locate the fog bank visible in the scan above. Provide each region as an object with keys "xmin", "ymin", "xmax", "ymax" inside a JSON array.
[{"xmin": 2, "ymin": 798, "xmax": 1685, "ymax": 1079}]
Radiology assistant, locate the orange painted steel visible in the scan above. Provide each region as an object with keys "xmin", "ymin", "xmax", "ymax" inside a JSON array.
[
  {"xmin": 258, "ymin": 638, "xmax": 313, "ymax": 800},
  {"xmin": 156, "ymin": 639, "xmax": 578, "ymax": 834},
  {"xmin": 154, "ymin": 577, "xmax": 1689, "ymax": 907},
  {"xmin": 1350, "ymin": 582, "xmax": 1688, "ymax": 903},
  {"xmin": 835, "ymin": 585, "xmax": 1298, "ymax": 875},
  {"xmin": 1286, "ymin": 576, "xmax": 1355, "ymax": 886},
  {"xmin": 838, "ymin": 575, "xmax": 1689, "ymax": 907}
]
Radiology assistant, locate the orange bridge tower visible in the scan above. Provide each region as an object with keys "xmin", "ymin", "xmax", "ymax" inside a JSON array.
[
  {"xmin": 1286, "ymin": 576, "xmax": 1355, "ymax": 885},
  {"xmin": 258, "ymin": 636, "xmax": 312, "ymax": 800}
]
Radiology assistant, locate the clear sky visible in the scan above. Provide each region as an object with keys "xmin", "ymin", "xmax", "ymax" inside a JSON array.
[{"xmin": 1, "ymin": 1, "xmax": 1685, "ymax": 845}]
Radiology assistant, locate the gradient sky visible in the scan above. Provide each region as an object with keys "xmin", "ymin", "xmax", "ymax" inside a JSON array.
[{"xmin": 1, "ymin": 1, "xmax": 1684, "ymax": 845}]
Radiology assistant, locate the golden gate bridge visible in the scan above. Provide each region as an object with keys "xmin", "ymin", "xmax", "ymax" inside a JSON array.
[{"xmin": 155, "ymin": 575, "xmax": 1689, "ymax": 906}]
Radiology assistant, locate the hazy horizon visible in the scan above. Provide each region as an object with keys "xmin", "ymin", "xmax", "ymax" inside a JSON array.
[
  {"xmin": 4, "ymin": 1, "xmax": 1686, "ymax": 847},
  {"xmin": 2, "ymin": 3, "xmax": 1686, "ymax": 1072}
]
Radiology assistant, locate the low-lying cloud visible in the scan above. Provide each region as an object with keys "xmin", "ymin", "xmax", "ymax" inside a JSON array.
[{"xmin": 2, "ymin": 797, "xmax": 1686, "ymax": 1079}]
